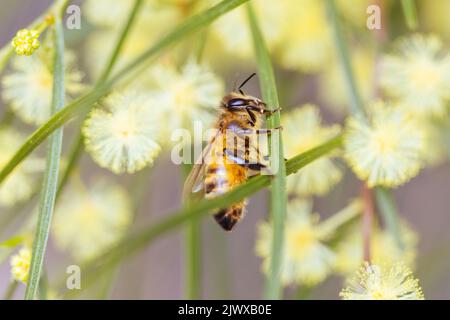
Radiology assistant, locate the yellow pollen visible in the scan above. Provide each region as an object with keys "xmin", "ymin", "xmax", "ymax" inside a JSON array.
[
  {"xmin": 372, "ymin": 128, "xmax": 399, "ymax": 154},
  {"xmin": 372, "ymin": 290, "xmax": 384, "ymax": 300},
  {"xmin": 174, "ymin": 82, "xmax": 195, "ymax": 107},
  {"xmin": 410, "ymin": 60, "xmax": 441, "ymax": 89},
  {"xmin": 11, "ymin": 29, "xmax": 40, "ymax": 56},
  {"xmin": 37, "ymin": 72, "xmax": 52, "ymax": 89},
  {"xmin": 287, "ymin": 227, "xmax": 316, "ymax": 259}
]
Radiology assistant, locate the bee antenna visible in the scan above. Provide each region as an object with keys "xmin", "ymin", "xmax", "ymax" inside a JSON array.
[{"xmin": 238, "ymin": 73, "xmax": 257, "ymax": 93}]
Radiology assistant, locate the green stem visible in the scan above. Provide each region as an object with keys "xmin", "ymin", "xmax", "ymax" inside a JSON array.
[
  {"xmin": 95, "ymin": 168, "xmax": 152, "ymax": 299},
  {"xmin": 38, "ymin": 269, "xmax": 49, "ymax": 300},
  {"xmin": 210, "ymin": 228, "xmax": 231, "ymax": 299},
  {"xmin": 62, "ymin": 167, "xmax": 154, "ymax": 298},
  {"xmin": 401, "ymin": 0, "xmax": 418, "ymax": 30},
  {"xmin": 0, "ymin": 0, "xmax": 251, "ymax": 187},
  {"xmin": 56, "ymin": 131, "xmax": 83, "ymax": 198},
  {"xmin": 195, "ymin": 29, "xmax": 209, "ymax": 63},
  {"xmin": 56, "ymin": 0, "xmax": 143, "ymax": 198},
  {"xmin": 97, "ymin": 0, "xmax": 144, "ymax": 83},
  {"xmin": 316, "ymin": 200, "xmax": 362, "ymax": 239},
  {"xmin": 4, "ymin": 281, "xmax": 18, "ymax": 300},
  {"xmin": 326, "ymin": 0, "xmax": 366, "ymax": 118},
  {"xmin": 24, "ymin": 14, "xmax": 65, "ymax": 300},
  {"xmin": 182, "ymin": 25, "xmax": 210, "ymax": 299},
  {"xmin": 327, "ymin": 0, "xmax": 404, "ymax": 252},
  {"xmin": 182, "ymin": 164, "xmax": 201, "ymax": 299},
  {"xmin": 59, "ymin": 135, "xmax": 343, "ymax": 296},
  {"xmin": 0, "ymin": 0, "xmax": 70, "ymax": 73},
  {"xmin": 0, "ymin": 109, "xmax": 15, "ymax": 127},
  {"xmin": 185, "ymin": 214, "xmax": 201, "ymax": 299},
  {"xmin": 247, "ymin": 3, "xmax": 287, "ymax": 300},
  {"xmin": 296, "ymin": 285, "xmax": 313, "ymax": 300},
  {"xmin": 97, "ymin": 266, "xmax": 120, "ymax": 299},
  {"xmin": 374, "ymin": 188, "xmax": 404, "ymax": 250}
]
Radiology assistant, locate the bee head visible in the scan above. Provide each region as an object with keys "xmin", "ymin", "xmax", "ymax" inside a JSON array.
[{"xmin": 221, "ymin": 92, "xmax": 267, "ymax": 114}]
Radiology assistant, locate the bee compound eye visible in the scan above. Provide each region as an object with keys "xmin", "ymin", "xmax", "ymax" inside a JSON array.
[{"xmin": 228, "ymin": 98, "xmax": 247, "ymax": 108}]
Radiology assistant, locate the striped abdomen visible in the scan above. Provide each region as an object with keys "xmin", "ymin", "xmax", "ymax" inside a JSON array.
[{"xmin": 204, "ymin": 161, "xmax": 248, "ymax": 231}]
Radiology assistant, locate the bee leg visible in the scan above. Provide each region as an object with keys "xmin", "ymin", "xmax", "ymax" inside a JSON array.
[
  {"xmin": 254, "ymin": 126, "xmax": 283, "ymax": 135},
  {"xmin": 245, "ymin": 108, "xmax": 256, "ymax": 126},
  {"xmin": 248, "ymin": 165, "xmax": 274, "ymax": 177},
  {"xmin": 263, "ymin": 155, "xmax": 287, "ymax": 162},
  {"xmin": 235, "ymin": 127, "xmax": 282, "ymax": 135},
  {"xmin": 261, "ymin": 107, "xmax": 282, "ymax": 115},
  {"xmin": 223, "ymin": 149, "xmax": 266, "ymax": 170}
]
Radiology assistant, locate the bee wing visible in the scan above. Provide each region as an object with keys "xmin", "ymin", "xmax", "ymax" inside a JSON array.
[
  {"xmin": 223, "ymin": 130, "xmax": 269, "ymax": 172},
  {"xmin": 182, "ymin": 163, "xmax": 205, "ymax": 202},
  {"xmin": 182, "ymin": 129, "xmax": 221, "ymax": 201}
]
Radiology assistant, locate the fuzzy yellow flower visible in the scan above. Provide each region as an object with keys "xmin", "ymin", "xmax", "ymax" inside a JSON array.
[
  {"xmin": 283, "ymin": 104, "xmax": 342, "ymax": 196},
  {"xmin": 417, "ymin": 117, "xmax": 449, "ymax": 167},
  {"xmin": 344, "ymin": 102, "xmax": 425, "ymax": 187},
  {"xmin": 0, "ymin": 127, "xmax": 44, "ymax": 207},
  {"xmin": 321, "ymin": 46, "xmax": 375, "ymax": 115},
  {"xmin": 278, "ymin": 0, "xmax": 332, "ymax": 72},
  {"xmin": 256, "ymin": 199, "xmax": 337, "ymax": 286},
  {"xmin": 84, "ymin": 0, "xmax": 138, "ymax": 27},
  {"xmin": 340, "ymin": 262, "xmax": 424, "ymax": 300},
  {"xmin": 2, "ymin": 52, "xmax": 84, "ymax": 125},
  {"xmin": 147, "ymin": 60, "xmax": 224, "ymax": 135},
  {"xmin": 334, "ymin": 221, "xmax": 418, "ymax": 275},
  {"xmin": 421, "ymin": 0, "xmax": 450, "ymax": 40},
  {"xmin": 84, "ymin": 0, "xmax": 192, "ymax": 28},
  {"xmin": 11, "ymin": 29, "xmax": 40, "ymax": 56},
  {"xmin": 52, "ymin": 178, "xmax": 132, "ymax": 261},
  {"xmin": 210, "ymin": 0, "xmax": 289, "ymax": 59},
  {"xmin": 84, "ymin": 1, "xmax": 188, "ymax": 78},
  {"xmin": 380, "ymin": 34, "xmax": 450, "ymax": 117},
  {"xmin": 10, "ymin": 247, "xmax": 32, "ymax": 283},
  {"xmin": 83, "ymin": 91, "xmax": 162, "ymax": 174},
  {"xmin": 335, "ymin": 0, "xmax": 372, "ymax": 27}
]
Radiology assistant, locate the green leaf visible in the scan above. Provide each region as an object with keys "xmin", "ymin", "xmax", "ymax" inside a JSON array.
[
  {"xmin": 182, "ymin": 164, "xmax": 201, "ymax": 299},
  {"xmin": 4, "ymin": 281, "xmax": 18, "ymax": 300},
  {"xmin": 96, "ymin": 0, "xmax": 144, "ymax": 84},
  {"xmin": 59, "ymin": 135, "xmax": 343, "ymax": 297},
  {"xmin": 57, "ymin": 0, "xmax": 144, "ymax": 198},
  {"xmin": 0, "ymin": 235, "xmax": 25, "ymax": 248},
  {"xmin": 375, "ymin": 188, "xmax": 405, "ymax": 250},
  {"xmin": 0, "ymin": 0, "xmax": 251, "ymax": 187},
  {"xmin": 401, "ymin": 0, "xmax": 418, "ymax": 30},
  {"xmin": 326, "ymin": 0, "xmax": 366, "ymax": 118},
  {"xmin": 247, "ymin": 3, "xmax": 287, "ymax": 300},
  {"xmin": 24, "ymin": 14, "xmax": 65, "ymax": 300}
]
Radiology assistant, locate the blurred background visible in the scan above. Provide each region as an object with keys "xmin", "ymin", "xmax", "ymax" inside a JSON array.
[{"xmin": 0, "ymin": 0, "xmax": 450, "ymax": 299}]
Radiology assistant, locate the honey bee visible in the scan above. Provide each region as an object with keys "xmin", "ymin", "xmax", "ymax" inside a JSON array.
[{"xmin": 183, "ymin": 73, "xmax": 281, "ymax": 231}]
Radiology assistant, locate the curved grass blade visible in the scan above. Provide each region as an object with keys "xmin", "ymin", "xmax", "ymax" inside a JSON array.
[
  {"xmin": 59, "ymin": 135, "xmax": 343, "ymax": 297},
  {"xmin": 247, "ymin": 3, "xmax": 287, "ymax": 299},
  {"xmin": 56, "ymin": 0, "xmax": 144, "ymax": 198},
  {"xmin": 326, "ymin": 0, "xmax": 366, "ymax": 119},
  {"xmin": 401, "ymin": 0, "xmax": 418, "ymax": 30},
  {"xmin": 0, "ymin": 0, "xmax": 71, "ymax": 72},
  {"xmin": 24, "ymin": 14, "xmax": 65, "ymax": 300},
  {"xmin": 0, "ymin": 0, "xmax": 251, "ymax": 186},
  {"xmin": 326, "ymin": 0, "xmax": 404, "ymax": 251}
]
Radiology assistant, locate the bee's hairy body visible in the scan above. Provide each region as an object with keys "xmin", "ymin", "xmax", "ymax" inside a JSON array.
[
  {"xmin": 183, "ymin": 88, "xmax": 280, "ymax": 232},
  {"xmin": 204, "ymin": 109, "xmax": 257, "ymax": 230}
]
